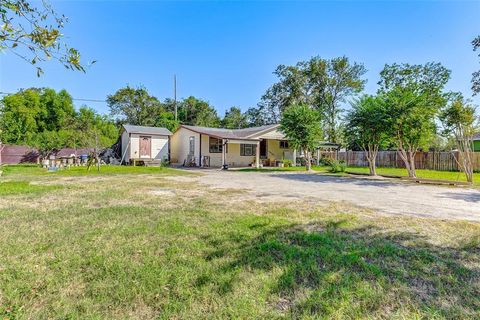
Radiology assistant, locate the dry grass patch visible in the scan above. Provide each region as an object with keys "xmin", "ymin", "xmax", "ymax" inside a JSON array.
[{"xmin": 0, "ymin": 165, "xmax": 478, "ymax": 319}]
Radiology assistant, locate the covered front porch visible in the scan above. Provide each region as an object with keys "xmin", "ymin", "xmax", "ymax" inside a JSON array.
[{"xmin": 219, "ymin": 138, "xmax": 297, "ymax": 169}]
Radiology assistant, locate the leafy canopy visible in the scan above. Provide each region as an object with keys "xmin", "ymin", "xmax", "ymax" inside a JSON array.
[
  {"xmin": 379, "ymin": 63, "xmax": 451, "ymax": 151},
  {"xmin": 260, "ymin": 56, "xmax": 366, "ymax": 143},
  {"xmin": 345, "ymin": 95, "xmax": 389, "ymax": 151},
  {"xmin": 222, "ymin": 107, "xmax": 248, "ymax": 129},
  {"xmin": 439, "ymin": 97, "xmax": 477, "ymax": 137},
  {"xmin": 384, "ymin": 86, "xmax": 439, "ymax": 151},
  {"xmin": 0, "ymin": 88, "xmax": 118, "ymax": 155},
  {"xmin": 107, "ymin": 86, "xmax": 166, "ymax": 127},
  {"xmin": 164, "ymin": 96, "xmax": 221, "ymax": 128},
  {"xmin": 0, "ymin": 0, "xmax": 90, "ymax": 76},
  {"xmin": 280, "ymin": 104, "xmax": 322, "ymax": 152}
]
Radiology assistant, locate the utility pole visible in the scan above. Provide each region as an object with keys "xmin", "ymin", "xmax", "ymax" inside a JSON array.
[{"xmin": 174, "ymin": 74, "xmax": 177, "ymax": 121}]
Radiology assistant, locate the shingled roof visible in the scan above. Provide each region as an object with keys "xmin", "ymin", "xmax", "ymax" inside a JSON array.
[
  {"xmin": 123, "ymin": 124, "xmax": 172, "ymax": 136},
  {"xmin": 180, "ymin": 124, "xmax": 279, "ymax": 140}
]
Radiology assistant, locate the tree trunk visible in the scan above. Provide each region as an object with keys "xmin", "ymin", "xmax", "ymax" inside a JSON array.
[
  {"xmin": 455, "ymin": 136, "xmax": 474, "ymax": 184},
  {"xmin": 397, "ymin": 145, "xmax": 417, "ymax": 178},
  {"xmin": 368, "ymin": 157, "xmax": 377, "ymax": 176},
  {"xmin": 305, "ymin": 149, "xmax": 312, "ymax": 172},
  {"xmin": 407, "ymin": 151, "xmax": 416, "ymax": 178},
  {"xmin": 366, "ymin": 145, "xmax": 378, "ymax": 176}
]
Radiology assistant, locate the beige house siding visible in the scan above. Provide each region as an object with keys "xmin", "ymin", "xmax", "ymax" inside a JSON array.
[
  {"xmin": 170, "ymin": 127, "xmax": 200, "ymax": 165},
  {"xmin": 266, "ymin": 139, "xmax": 294, "ymax": 162},
  {"xmin": 200, "ymin": 135, "xmax": 256, "ymax": 167},
  {"xmin": 171, "ymin": 125, "xmax": 295, "ymax": 167},
  {"xmin": 255, "ymin": 128, "xmax": 286, "ymax": 140},
  {"xmin": 254, "ymin": 127, "xmax": 295, "ymax": 162}
]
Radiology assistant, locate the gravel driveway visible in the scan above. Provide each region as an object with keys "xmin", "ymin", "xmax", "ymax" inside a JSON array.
[{"xmin": 190, "ymin": 170, "xmax": 480, "ymax": 222}]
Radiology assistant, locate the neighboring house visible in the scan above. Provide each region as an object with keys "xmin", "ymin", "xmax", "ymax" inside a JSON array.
[
  {"xmin": 0, "ymin": 144, "xmax": 94, "ymax": 164},
  {"xmin": 170, "ymin": 124, "xmax": 296, "ymax": 168},
  {"xmin": 473, "ymin": 133, "xmax": 480, "ymax": 152},
  {"xmin": 120, "ymin": 124, "xmax": 172, "ymax": 164}
]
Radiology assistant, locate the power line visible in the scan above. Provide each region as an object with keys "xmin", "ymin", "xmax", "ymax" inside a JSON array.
[{"xmin": 0, "ymin": 92, "xmax": 107, "ymax": 103}]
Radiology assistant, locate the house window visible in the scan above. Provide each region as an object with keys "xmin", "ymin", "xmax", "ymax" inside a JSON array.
[
  {"xmin": 240, "ymin": 144, "xmax": 256, "ymax": 156},
  {"xmin": 209, "ymin": 137, "xmax": 223, "ymax": 153},
  {"xmin": 279, "ymin": 140, "xmax": 289, "ymax": 149}
]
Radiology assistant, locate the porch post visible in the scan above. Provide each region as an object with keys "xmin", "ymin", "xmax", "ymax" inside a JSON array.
[
  {"xmin": 222, "ymin": 139, "xmax": 227, "ymax": 169},
  {"xmin": 293, "ymin": 149, "xmax": 297, "ymax": 166},
  {"xmin": 316, "ymin": 148, "xmax": 320, "ymax": 166},
  {"xmin": 256, "ymin": 141, "xmax": 260, "ymax": 168}
]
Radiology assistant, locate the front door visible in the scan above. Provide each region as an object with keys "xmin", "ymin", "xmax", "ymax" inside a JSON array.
[
  {"xmin": 189, "ymin": 136, "xmax": 195, "ymax": 155},
  {"xmin": 139, "ymin": 136, "xmax": 151, "ymax": 158},
  {"xmin": 260, "ymin": 139, "xmax": 267, "ymax": 158}
]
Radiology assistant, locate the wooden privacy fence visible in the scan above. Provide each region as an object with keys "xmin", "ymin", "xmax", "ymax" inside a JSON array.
[{"xmin": 337, "ymin": 151, "xmax": 480, "ymax": 171}]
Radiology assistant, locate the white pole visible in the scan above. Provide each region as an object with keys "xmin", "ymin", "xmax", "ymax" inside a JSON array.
[
  {"xmin": 120, "ymin": 135, "xmax": 131, "ymax": 165},
  {"xmin": 256, "ymin": 141, "xmax": 260, "ymax": 168},
  {"xmin": 222, "ymin": 139, "xmax": 226, "ymax": 169}
]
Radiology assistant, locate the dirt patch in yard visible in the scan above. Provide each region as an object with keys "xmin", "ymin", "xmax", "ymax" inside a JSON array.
[{"xmin": 182, "ymin": 169, "xmax": 480, "ymax": 222}]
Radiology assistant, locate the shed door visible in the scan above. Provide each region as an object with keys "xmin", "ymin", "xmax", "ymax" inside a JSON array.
[{"xmin": 139, "ymin": 136, "xmax": 151, "ymax": 158}]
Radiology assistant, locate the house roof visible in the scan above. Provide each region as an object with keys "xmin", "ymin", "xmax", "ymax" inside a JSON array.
[
  {"xmin": 123, "ymin": 124, "xmax": 172, "ymax": 136},
  {"xmin": 180, "ymin": 124, "xmax": 280, "ymax": 140}
]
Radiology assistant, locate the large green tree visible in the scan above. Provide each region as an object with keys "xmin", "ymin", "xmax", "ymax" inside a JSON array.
[
  {"xmin": 222, "ymin": 107, "xmax": 248, "ymax": 129},
  {"xmin": 107, "ymin": 86, "xmax": 165, "ymax": 126},
  {"xmin": 345, "ymin": 95, "xmax": 389, "ymax": 176},
  {"xmin": 0, "ymin": 88, "xmax": 75, "ymax": 145},
  {"xmin": 73, "ymin": 106, "xmax": 118, "ymax": 149},
  {"xmin": 440, "ymin": 98, "xmax": 477, "ymax": 183},
  {"xmin": 280, "ymin": 104, "xmax": 322, "ymax": 171},
  {"xmin": 0, "ymin": 88, "xmax": 41, "ymax": 144},
  {"xmin": 244, "ymin": 107, "xmax": 267, "ymax": 127},
  {"xmin": 0, "ymin": 88, "xmax": 118, "ymax": 159},
  {"xmin": 379, "ymin": 62, "xmax": 451, "ymax": 178},
  {"xmin": 165, "ymin": 96, "xmax": 221, "ymax": 127},
  {"xmin": 0, "ymin": 0, "xmax": 88, "ymax": 76},
  {"xmin": 260, "ymin": 56, "xmax": 366, "ymax": 143}
]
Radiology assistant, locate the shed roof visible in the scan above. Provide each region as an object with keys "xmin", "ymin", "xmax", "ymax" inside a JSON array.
[
  {"xmin": 180, "ymin": 124, "xmax": 280, "ymax": 140},
  {"xmin": 123, "ymin": 124, "xmax": 172, "ymax": 136},
  {"xmin": 472, "ymin": 132, "xmax": 480, "ymax": 141}
]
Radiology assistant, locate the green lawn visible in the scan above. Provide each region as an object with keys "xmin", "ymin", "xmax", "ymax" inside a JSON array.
[
  {"xmin": 345, "ymin": 166, "xmax": 479, "ymax": 184},
  {"xmin": 238, "ymin": 165, "xmax": 480, "ymax": 186},
  {"xmin": 0, "ymin": 165, "xmax": 479, "ymax": 319},
  {"xmin": 1, "ymin": 164, "xmax": 188, "ymax": 179},
  {"xmin": 237, "ymin": 165, "xmax": 330, "ymax": 173}
]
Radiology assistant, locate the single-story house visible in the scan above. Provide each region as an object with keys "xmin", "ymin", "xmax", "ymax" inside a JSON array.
[
  {"xmin": 120, "ymin": 124, "xmax": 172, "ymax": 164},
  {"xmin": 170, "ymin": 124, "xmax": 297, "ymax": 168}
]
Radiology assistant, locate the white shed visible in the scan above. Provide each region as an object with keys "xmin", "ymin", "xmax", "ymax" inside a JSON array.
[{"xmin": 120, "ymin": 124, "xmax": 172, "ymax": 165}]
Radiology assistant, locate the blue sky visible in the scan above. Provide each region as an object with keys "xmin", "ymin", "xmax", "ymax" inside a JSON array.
[{"xmin": 1, "ymin": 0, "xmax": 479, "ymax": 115}]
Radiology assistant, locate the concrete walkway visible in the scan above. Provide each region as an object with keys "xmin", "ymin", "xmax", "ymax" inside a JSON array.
[{"xmin": 193, "ymin": 170, "xmax": 480, "ymax": 222}]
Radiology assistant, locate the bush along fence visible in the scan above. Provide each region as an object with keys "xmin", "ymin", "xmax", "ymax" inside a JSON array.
[{"xmin": 337, "ymin": 150, "xmax": 480, "ymax": 171}]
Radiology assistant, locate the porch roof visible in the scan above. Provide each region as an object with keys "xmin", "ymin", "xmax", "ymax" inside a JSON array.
[{"xmin": 180, "ymin": 124, "xmax": 280, "ymax": 141}]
